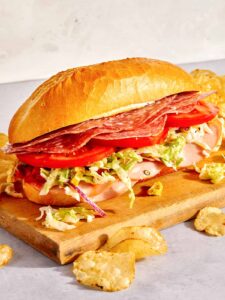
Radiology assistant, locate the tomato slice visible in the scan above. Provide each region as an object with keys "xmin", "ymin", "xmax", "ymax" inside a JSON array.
[
  {"xmin": 91, "ymin": 128, "xmax": 168, "ymax": 148},
  {"xmin": 17, "ymin": 146, "xmax": 115, "ymax": 168},
  {"xmin": 166, "ymin": 101, "xmax": 219, "ymax": 128}
]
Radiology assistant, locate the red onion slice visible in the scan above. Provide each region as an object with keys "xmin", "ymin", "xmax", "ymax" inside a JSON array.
[{"xmin": 69, "ymin": 183, "xmax": 106, "ymax": 217}]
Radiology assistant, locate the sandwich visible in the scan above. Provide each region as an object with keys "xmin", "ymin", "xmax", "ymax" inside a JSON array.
[{"xmin": 3, "ymin": 58, "xmax": 223, "ymax": 215}]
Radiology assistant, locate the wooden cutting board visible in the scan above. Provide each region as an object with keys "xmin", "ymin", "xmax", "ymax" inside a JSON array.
[{"xmin": 1, "ymin": 144, "xmax": 225, "ymax": 265}]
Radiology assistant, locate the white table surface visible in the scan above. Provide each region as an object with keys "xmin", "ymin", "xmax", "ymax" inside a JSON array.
[
  {"xmin": 1, "ymin": 60, "xmax": 225, "ymax": 300},
  {"xmin": 1, "ymin": 0, "xmax": 225, "ymax": 83}
]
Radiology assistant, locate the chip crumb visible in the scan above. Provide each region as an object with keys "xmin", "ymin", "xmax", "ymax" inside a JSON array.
[
  {"xmin": 147, "ymin": 181, "xmax": 163, "ymax": 196},
  {"xmin": 0, "ymin": 244, "xmax": 13, "ymax": 267},
  {"xmin": 73, "ymin": 250, "xmax": 135, "ymax": 292},
  {"xmin": 194, "ymin": 207, "xmax": 225, "ymax": 237}
]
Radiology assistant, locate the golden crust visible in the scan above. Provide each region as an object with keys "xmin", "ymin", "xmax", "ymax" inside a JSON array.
[{"xmin": 9, "ymin": 58, "xmax": 198, "ymax": 143}]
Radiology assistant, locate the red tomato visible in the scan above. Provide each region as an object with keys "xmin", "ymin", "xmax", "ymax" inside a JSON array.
[
  {"xmin": 91, "ymin": 128, "xmax": 168, "ymax": 148},
  {"xmin": 166, "ymin": 101, "xmax": 219, "ymax": 128},
  {"xmin": 15, "ymin": 165, "xmax": 45, "ymax": 187},
  {"xmin": 17, "ymin": 146, "xmax": 115, "ymax": 168}
]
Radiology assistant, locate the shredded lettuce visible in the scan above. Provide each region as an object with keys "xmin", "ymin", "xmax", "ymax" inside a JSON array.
[
  {"xmin": 40, "ymin": 168, "xmax": 61, "ymax": 195},
  {"xmin": 64, "ymin": 186, "xmax": 80, "ymax": 201},
  {"xmin": 71, "ymin": 166, "xmax": 115, "ymax": 186},
  {"xmin": 36, "ymin": 205, "xmax": 95, "ymax": 231},
  {"xmin": 195, "ymin": 163, "xmax": 225, "ymax": 184},
  {"xmin": 138, "ymin": 133, "xmax": 186, "ymax": 170},
  {"xmin": 97, "ymin": 149, "xmax": 143, "ymax": 207}
]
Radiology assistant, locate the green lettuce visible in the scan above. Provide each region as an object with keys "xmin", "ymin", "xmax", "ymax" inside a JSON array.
[
  {"xmin": 195, "ymin": 163, "xmax": 225, "ymax": 184},
  {"xmin": 36, "ymin": 205, "xmax": 95, "ymax": 231},
  {"xmin": 138, "ymin": 133, "xmax": 186, "ymax": 169},
  {"xmin": 40, "ymin": 168, "xmax": 61, "ymax": 195}
]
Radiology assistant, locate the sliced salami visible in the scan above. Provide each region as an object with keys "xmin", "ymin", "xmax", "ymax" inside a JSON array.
[
  {"xmin": 94, "ymin": 115, "xmax": 167, "ymax": 140},
  {"xmin": 6, "ymin": 91, "xmax": 214, "ymax": 154}
]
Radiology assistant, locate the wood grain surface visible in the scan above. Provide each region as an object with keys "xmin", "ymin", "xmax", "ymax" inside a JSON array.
[{"xmin": 0, "ymin": 144, "xmax": 225, "ymax": 265}]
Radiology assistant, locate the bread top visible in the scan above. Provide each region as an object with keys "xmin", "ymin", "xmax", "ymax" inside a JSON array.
[{"xmin": 9, "ymin": 57, "xmax": 198, "ymax": 143}]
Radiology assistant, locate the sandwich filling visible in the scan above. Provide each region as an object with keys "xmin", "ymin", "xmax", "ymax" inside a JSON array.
[{"xmin": 4, "ymin": 91, "xmax": 223, "ymax": 212}]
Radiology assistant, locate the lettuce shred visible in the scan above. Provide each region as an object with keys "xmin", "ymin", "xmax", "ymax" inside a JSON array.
[
  {"xmin": 138, "ymin": 132, "xmax": 186, "ymax": 170},
  {"xmin": 36, "ymin": 206, "xmax": 95, "ymax": 231},
  {"xmin": 195, "ymin": 163, "xmax": 225, "ymax": 184}
]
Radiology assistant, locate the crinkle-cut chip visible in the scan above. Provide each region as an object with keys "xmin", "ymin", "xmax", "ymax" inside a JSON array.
[
  {"xmin": 110, "ymin": 238, "xmax": 167, "ymax": 260},
  {"xmin": 190, "ymin": 69, "xmax": 225, "ymax": 117},
  {"xmin": 194, "ymin": 207, "xmax": 225, "ymax": 237},
  {"xmin": 0, "ymin": 244, "xmax": 13, "ymax": 267},
  {"xmin": 101, "ymin": 226, "xmax": 167, "ymax": 255},
  {"xmin": 73, "ymin": 251, "xmax": 135, "ymax": 292}
]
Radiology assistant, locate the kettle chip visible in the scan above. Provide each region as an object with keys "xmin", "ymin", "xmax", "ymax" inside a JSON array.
[
  {"xmin": 101, "ymin": 226, "xmax": 167, "ymax": 257},
  {"xmin": 110, "ymin": 238, "xmax": 167, "ymax": 260},
  {"xmin": 0, "ymin": 244, "xmax": 13, "ymax": 267},
  {"xmin": 73, "ymin": 250, "xmax": 135, "ymax": 292},
  {"xmin": 194, "ymin": 207, "xmax": 225, "ymax": 237}
]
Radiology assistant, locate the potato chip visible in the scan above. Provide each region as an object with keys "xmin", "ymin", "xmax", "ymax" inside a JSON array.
[
  {"xmin": 0, "ymin": 152, "xmax": 17, "ymax": 161},
  {"xmin": 0, "ymin": 244, "xmax": 13, "ymax": 267},
  {"xmin": 194, "ymin": 207, "xmax": 225, "ymax": 237},
  {"xmin": 0, "ymin": 160, "xmax": 15, "ymax": 172},
  {"xmin": 0, "ymin": 134, "xmax": 16, "ymax": 162},
  {"xmin": 0, "ymin": 133, "xmax": 20, "ymax": 197},
  {"xmin": 101, "ymin": 226, "xmax": 167, "ymax": 255},
  {"xmin": 110, "ymin": 238, "xmax": 167, "ymax": 260},
  {"xmin": 0, "ymin": 133, "xmax": 8, "ymax": 148},
  {"xmin": 73, "ymin": 251, "xmax": 135, "ymax": 291},
  {"xmin": 191, "ymin": 69, "xmax": 225, "ymax": 117}
]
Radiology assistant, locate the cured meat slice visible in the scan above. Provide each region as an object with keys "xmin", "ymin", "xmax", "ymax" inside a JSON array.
[
  {"xmin": 13, "ymin": 128, "xmax": 115, "ymax": 155},
  {"xmin": 9, "ymin": 116, "xmax": 167, "ymax": 154},
  {"xmin": 6, "ymin": 91, "xmax": 213, "ymax": 155},
  {"xmin": 94, "ymin": 115, "xmax": 167, "ymax": 140}
]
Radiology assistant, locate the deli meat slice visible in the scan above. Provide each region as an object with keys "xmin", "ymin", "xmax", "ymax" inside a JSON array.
[
  {"xmin": 12, "ymin": 116, "xmax": 167, "ymax": 154},
  {"xmin": 94, "ymin": 116, "xmax": 167, "ymax": 140},
  {"xmin": 6, "ymin": 91, "xmax": 213, "ymax": 154}
]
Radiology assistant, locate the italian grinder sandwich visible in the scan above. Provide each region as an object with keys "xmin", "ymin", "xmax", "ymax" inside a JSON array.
[{"xmin": 3, "ymin": 58, "xmax": 223, "ymax": 215}]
